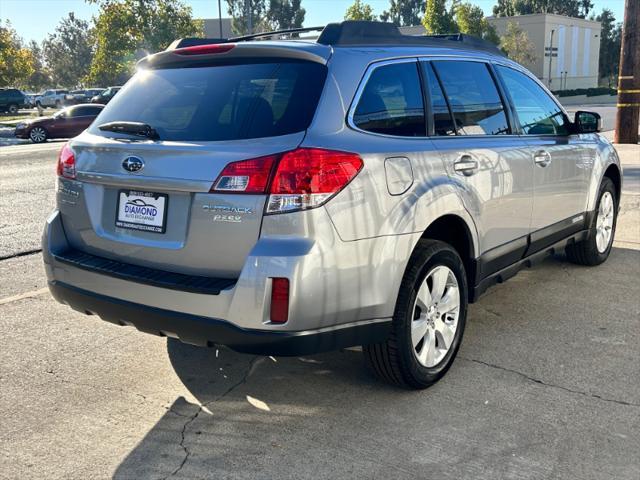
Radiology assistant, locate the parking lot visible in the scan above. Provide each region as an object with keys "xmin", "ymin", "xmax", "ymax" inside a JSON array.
[{"xmin": 0, "ymin": 123, "xmax": 638, "ymax": 478}]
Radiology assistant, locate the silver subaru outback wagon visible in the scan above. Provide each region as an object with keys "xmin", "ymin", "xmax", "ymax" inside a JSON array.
[{"xmin": 43, "ymin": 21, "xmax": 621, "ymax": 389}]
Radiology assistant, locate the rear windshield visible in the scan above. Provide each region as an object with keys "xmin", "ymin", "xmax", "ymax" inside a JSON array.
[{"xmin": 91, "ymin": 61, "xmax": 327, "ymax": 142}]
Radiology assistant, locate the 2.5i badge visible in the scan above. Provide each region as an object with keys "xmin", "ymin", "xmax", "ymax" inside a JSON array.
[{"xmin": 116, "ymin": 190, "xmax": 168, "ymax": 233}]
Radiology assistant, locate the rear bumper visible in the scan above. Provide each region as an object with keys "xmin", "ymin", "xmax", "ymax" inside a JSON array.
[
  {"xmin": 48, "ymin": 280, "xmax": 391, "ymax": 355},
  {"xmin": 43, "ymin": 208, "xmax": 399, "ymax": 353}
]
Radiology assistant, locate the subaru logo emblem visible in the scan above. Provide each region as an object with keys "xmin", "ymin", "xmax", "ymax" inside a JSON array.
[{"xmin": 122, "ymin": 156, "xmax": 144, "ymax": 173}]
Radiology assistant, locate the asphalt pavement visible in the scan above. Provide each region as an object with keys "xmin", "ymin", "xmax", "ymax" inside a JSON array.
[{"xmin": 0, "ymin": 120, "xmax": 638, "ymax": 479}]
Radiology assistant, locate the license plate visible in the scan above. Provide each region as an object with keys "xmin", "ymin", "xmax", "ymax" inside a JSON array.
[{"xmin": 116, "ymin": 190, "xmax": 168, "ymax": 233}]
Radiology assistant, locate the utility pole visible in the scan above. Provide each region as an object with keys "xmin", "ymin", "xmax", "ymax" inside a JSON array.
[
  {"xmin": 218, "ymin": 0, "xmax": 223, "ymax": 37},
  {"xmin": 614, "ymin": 0, "xmax": 639, "ymax": 144},
  {"xmin": 246, "ymin": 0, "xmax": 253, "ymax": 35}
]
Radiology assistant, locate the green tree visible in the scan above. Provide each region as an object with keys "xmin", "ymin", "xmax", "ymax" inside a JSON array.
[
  {"xmin": 595, "ymin": 9, "xmax": 621, "ymax": 86},
  {"xmin": 26, "ymin": 40, "xmax": 51, "ymax": 91},
  {"xmin": 455, "ymin": 2, "xmax": 499, "ymax": 43},
  {"xmin": 492, "ymin": 0, "xmax": 517, "ymax": 16},
  {"xmin": 0, "ymin": 21, "xmax": 35, "ymax": 88},
  {"xmin": 422, "ymin": 0, "xmax": 457, "ymax": 34},
  {"xmin": 226, "ymin": 0, "xmax": 268, "ymax": 35},
  {"xmin": 42, "ymin": 13, "xmax": 93, "ymax": 87},
  {"xmin": 500, "ymin": 21, "xmax": 536, "ymax": 66},
  {"xmin": 266, "ymin": 0, "xmax": 306, "ymax": 30},
  {"xmin": 380, "ymin": 0, "xmax": 425, "ymax": 26},
  {"xmin": 87, "ymin": 0, "xmax": 203, "ymax": 86},
  {"xmin": 492, "ymin": 0, "xmax": 592, "ymax": 19},
  {"xmin": 344, "ymin": 0, "xmax": 377, "ymax": 21}
]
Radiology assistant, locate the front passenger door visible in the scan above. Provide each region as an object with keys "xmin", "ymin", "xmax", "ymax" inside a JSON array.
[{"xmin": 495, "ymin": 66, "xmax": 590, "ymax": 237}]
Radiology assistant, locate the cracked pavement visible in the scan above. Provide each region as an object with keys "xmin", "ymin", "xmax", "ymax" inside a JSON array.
[{"xmin": 0, "ymin": 125, "xmax": 639, "ymax": 479}]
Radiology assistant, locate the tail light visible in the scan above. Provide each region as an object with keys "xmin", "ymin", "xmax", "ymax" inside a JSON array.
[
  {"xmin": 210, "ymin": 148, "xmax": 363, "ymax": 214},
  {"xmin": 267, "ymin": 148, "xmax": 363, "ymax": 213},
  {"xmin": 211, "ymin": 154, "xmax": 278, "ymax": 193},
  {"xmin": 56, "ymin": 143, "xmax": 76, "ymax": 179},
  {"xmin": 270, "ymin": 278, "xmax": 290, "ymax": 323}
]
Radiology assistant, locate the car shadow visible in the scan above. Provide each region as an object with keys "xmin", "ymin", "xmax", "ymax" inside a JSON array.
[{"xmin": 112, "ymin": 246, "xmax": 640, "ymax": 479}]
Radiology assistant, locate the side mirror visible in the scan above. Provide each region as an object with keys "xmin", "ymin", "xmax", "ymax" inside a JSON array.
[{"xmin": 574, "ymin": 111, "xmax": 601, "ymax": 133}]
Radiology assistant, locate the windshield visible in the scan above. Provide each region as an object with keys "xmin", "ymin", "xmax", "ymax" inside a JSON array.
[{"xmin": 91, "ymin": 61, "xmax": 327, "ymax": 142}]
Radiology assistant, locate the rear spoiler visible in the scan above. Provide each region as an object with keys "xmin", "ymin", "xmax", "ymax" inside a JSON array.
[{"xmin": 138, "ymin": 41, "xmax": 331, "ymax": 70}]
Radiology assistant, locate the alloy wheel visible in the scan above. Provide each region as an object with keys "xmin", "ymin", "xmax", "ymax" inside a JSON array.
[
  {"xmin": 412, "ymin": 265, "xmax": 460, "ymax": 368},
  {"xmin": 30, "ymin": 127, "xmax": 46, "ymax": 143},
  {"xmin": 596, "ymin": 191, "xmax": 614, "ymax": 253}
]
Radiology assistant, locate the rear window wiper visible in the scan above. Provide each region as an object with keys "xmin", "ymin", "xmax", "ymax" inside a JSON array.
[{"xmin": 98, "ymin": 121, "xmax": 160, "ymax": 140}]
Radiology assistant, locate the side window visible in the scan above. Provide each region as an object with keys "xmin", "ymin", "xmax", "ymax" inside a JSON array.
[
  {"xmin": 73, "ymin": 107, "xmax": 91, "ymax": 117},
  {"xmin": 422, "ymin": 62, "xmax": 455, "ymax": 136},
  {"xmin": 353, "ymin": 62, "xmax": 425, "ymax": 137},
  {"xmin": 432, "ymin": 61, "xmax": 510, "ymax": 135},
  {"xmin": 496, "ymin": 66, "xmax": 569, "ymax": 135},
  {"xmin": 73, "ymin": 106, "xmax": 101, "ymax": 117}
]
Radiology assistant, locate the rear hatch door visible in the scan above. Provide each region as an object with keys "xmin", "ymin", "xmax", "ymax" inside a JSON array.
[{"xmin": 61, "ymin": 52, "xmax": 327, "ymax": 278}]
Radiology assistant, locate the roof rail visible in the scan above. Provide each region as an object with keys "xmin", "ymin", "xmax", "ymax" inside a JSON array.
[
  {"xmin": 229, "ymin": 26, "xmax": 325, "ymax": 42},
  {"xmin": 167, "ymin": 26, "xmax": 325, "ymax": 51},
  {"xmin": 423, "ymin": 33, "xmax": 504, "ymax": 54},
  {"xmin": 317, "ymin": 21, "xmax": 504, "ymax": 56},
  {"xmin": 168, "ymin": 21, "xmax": 504, "ymax": 56}
]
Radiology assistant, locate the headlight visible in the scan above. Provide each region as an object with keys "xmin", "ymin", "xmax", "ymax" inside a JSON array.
[{"xmin": 15, "ymin": 123, "xmax": 26, "ymax": 129}]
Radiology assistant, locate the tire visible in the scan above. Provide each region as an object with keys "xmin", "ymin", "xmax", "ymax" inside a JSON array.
[
  {"xmin": 7, "ymin": 104, "xmax": 18, "ymax": 114},
  {"xmin": 29, "ymin": 126, "xmax": 48, "ymax": 143},
  {"xmin": 566, "ymin": 177, "xmax": 617, "ymax": 266},
  {"xmin": 363, "ymin": 239, "xmax": 468, "ymax": 389}
]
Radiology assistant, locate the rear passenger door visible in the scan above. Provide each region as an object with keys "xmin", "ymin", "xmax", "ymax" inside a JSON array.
[
  {"xmin": 494, "ymin": 65, "xmax": 590, "ymax": 238},
  {"xmin": 422, "ymin": 59, "xmax": 533, "ymax": 262}
]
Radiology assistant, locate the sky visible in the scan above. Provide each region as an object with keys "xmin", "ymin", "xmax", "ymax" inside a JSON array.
[{"xmin": 0, "ymin": 0, "xmax": 628, "ymax": 44}]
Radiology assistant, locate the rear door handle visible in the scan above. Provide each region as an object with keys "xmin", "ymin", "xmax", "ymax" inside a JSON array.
[
  {"xmin": 453, "ymin": 155, "xmax": 479, "ymax": 176},
  {"xmin": 533, "ymin": 150, "xmax": 552, "ymax": 167}
]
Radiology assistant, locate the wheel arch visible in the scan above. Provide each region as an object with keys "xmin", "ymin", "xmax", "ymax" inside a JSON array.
[
  {"xmin": 586, "ymin": 142, "xmax": 623, "ymax": 212},
  {"xmin": 603, "ymin": 163, "xmax": 622, "ymax": 207},
  {"xmin": 420, "ymin": 213, "xmax": 478, "ymax": 300}
]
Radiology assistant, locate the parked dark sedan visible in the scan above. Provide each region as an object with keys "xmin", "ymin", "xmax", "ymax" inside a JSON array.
[{"xmin": 14, "ymin": 104, "xmax": 104, "ymax": 143}]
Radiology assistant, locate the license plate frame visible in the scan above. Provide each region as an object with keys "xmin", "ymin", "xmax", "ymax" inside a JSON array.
[{"xmin": 115, "ymin": 189, "xmax": 169, "ymax": 234}]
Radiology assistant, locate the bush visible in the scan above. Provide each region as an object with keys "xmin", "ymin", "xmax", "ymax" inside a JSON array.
[{"xmin": 552, "ymin": 87, "xmax": 617, "ymax": 97}]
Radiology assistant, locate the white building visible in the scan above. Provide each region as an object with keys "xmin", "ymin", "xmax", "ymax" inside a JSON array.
[
  {"xmin": 487, "ymin": 13, "xmax": 602, "ymax": 90},
  {"xmin": 202, "ymin": 18, "xmax": 234, "ymax": 38}
]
